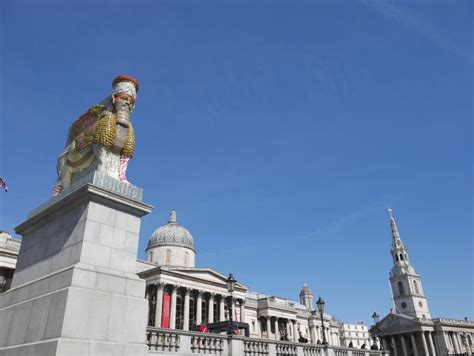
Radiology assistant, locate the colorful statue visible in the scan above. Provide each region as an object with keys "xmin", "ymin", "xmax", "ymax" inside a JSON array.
[{"xmin": 52, "ymin": 75, "xmax": 139, "ymax": 196}]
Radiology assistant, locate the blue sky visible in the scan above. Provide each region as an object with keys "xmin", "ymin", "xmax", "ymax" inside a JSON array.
[{"xmin": 1, "ymin": 0, "xmax": 472, "ymax": 324}]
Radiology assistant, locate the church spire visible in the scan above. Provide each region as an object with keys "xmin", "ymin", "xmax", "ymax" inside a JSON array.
[
  {"xmin": 387, "ymin": 208, "xmax": 432, "ymax": 320},
  {"xmin": 388, "ymin": 208, "xmax": 401, "ymax": 242},
  {"xmin": 388, "ymin": 208, "xmax": 409, "ymax": 266}
]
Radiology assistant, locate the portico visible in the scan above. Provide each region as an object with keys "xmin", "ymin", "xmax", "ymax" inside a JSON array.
[{"xmin": 140, "ymin": 267, "xmax": 247, "ymax": 331}]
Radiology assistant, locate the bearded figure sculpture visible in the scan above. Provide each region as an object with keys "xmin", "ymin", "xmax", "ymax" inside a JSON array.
[{"xmin": 52, "ymin": 75, "xmax": 139, "ymax": 196}]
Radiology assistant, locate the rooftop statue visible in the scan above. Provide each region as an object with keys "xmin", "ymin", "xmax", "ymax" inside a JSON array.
[{"xmin": 52, "ymin": 75, "xmax": 139, "ymax": 196}]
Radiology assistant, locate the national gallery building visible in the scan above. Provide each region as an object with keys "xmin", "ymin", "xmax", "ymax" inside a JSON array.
[{"xmin": 135, "ymin": 209, "xmax": 344, "ymax": 345}]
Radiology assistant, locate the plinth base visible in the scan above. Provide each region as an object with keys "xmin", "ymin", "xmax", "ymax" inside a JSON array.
[{"xmin": 0, "ymin": 183, "xmax": 152, "ymax": 356}]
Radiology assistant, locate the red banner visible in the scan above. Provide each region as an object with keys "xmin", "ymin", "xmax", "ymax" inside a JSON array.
[{"xmin": 161, "ymin": 293, "xmax": 171, "ymax": 328}]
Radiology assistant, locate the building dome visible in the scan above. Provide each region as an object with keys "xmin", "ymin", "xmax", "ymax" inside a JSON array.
[
  {"xmin": 146, "ymin": 210, "xmax": 196, "ymax": 267},
  {"xmin": 147, "ymin": 210, "xmax": 195, "ymax": 252}
]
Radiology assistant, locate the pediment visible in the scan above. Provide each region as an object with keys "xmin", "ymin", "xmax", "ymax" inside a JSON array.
[
  {"xmin": 167, "ymin": 268, "xmax": 247, "ymax": 291},
  {"xmin": 377, "ymin": 313, "xmax": 422, "ymax": 334}
]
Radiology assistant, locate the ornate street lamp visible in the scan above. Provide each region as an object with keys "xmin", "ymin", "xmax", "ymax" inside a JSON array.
[
  {"xmin": 316, "ymin": 296, "xmax": 327, "ymax": 345},
  {"xmin": 226, "ymin": 273, "xmax": 237, "ymax": 293},
  {"xmin": 371, "ymin": 311, "xmax": 383, "ymax": 351},
  {"xmin": 226, "ymin": 274, "xmax": 237, "ymax": 335}
]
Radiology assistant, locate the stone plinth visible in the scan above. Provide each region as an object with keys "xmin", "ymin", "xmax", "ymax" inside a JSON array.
[{"xmin": 0, "ymin": 183, "xmax": 152, "ymax": 356}]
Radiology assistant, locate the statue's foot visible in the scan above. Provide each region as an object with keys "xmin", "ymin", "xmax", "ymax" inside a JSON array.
[{"xmin": 52, "ymin": 181, "xmax": 63, "ymax": 196}]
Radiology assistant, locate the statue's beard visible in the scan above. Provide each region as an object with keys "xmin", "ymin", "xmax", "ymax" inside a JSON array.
[{"xmin": 115, "ymin": 104, "xmax": 131, "ymax": 127}]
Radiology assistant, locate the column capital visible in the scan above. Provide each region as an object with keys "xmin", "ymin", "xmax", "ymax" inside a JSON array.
[
  {"xmin": 184, "ymin": 288, "xmax": 191, "ymax": 296},
  {"xmin": 197, "ymin": 290, "xmax": 204, "ymax": 297},
  {"xmin": 209, "ymin": 292, "xmax": 216, "ymax": 298},
  {"xmin": 171, "ymin": 284, "xmax": 179, "ymax": 292},
  {"xmin": 156, "ymin": 282, "xmax": 165, "ymax": 290}
]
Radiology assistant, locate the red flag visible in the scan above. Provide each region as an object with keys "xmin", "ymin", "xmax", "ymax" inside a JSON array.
[
  {"xmin": 0, "ymin": 178, "xmax": 8, "ymax": 192},
  {"xmin": 161, "ymin": 293, "xmax": 171, "ymax": 328}
]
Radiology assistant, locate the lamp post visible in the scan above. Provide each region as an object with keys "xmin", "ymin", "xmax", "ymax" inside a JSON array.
[
  {"xmin": 371, "ymin": 311, "xmax": 383, "ymax": 351},
  {"xmin": 316, "ymin": 296, "xmax": 327, "ymax": 345},
  {"xmin": 226, "ymin": 273, "xmax": 237, "ymax": 335}
]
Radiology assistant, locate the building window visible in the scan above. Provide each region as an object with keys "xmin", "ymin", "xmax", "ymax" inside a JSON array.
[
  {"xmin": 398, "ymin": 281, "xmax": 405, "ymax": 296},
  {"xmin": 252, "ymin": 320, "xmax": 256, "ymax": 332},
  {"xmin": 149, "ymin": 251, "xmax": 153, "ymax": 262},
  {"xmin": 176, "ymin": 294, "xmax": 184, "ymax": 329},
  {"xmin": 166, "ymin": 249, "xmax": 171, "ymax": 264},
  {"xmin": 202, "ymin": 298, "xmax": 208, "ymax": 323},
  {"xmin": 185, "ymin": 252, "xmax": 189, "ymax": 266},
  {"xmin": 213, "ymin": 300, "xmax": 218, "ymax": 322},
  {"xmin": 414, "ymin": 280, "xmax": 420, "ymax": 294},
  {"xmin": 189, "ymin": 296, "xmax": 196, "ymax": 326}
]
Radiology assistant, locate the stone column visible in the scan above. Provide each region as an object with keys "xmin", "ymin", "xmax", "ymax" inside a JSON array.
[
  {"xmin": 428, "ymin": 332, "xmax": 436, "ymax": 356},
  {"xmin": 421, "ymin": 332, "xmax": 429, "ymax": 356},
  {"xmin": 286, "ymin": 320, "xmax": 291, "ymax": 341},
  {"xmin": 170, "ymin": 285, "xmax": 178, "ymax": 329},
  {"xmin": 155, "ymin": 283, "xmax": 164, "ymax": 328},
  {"xmin": 196, "ymin": 290, "xmax": 203, "ymax": 325},
  {"xmin": 383, "ymin": 338, "xmax": 389, "ymax": 352},
  {"xmin": 411, "ymin": 333, "xmax": 419, "ymax": 356},
  {"xmin": 267, "ymin": 317, "xmax": 272, "ymax": 340},
  {"xmin": 240, "ymin": 299, "xmax": 246, "ymax": 323},
  {"xmin": 208, "ymin": 293, "xmax": 215, "ymax": 323},
  {"xmin": 401, "ymin": 335, "xmax": 409, "ymax": 356},
  {"xmin": 293, "ymin": 321, "xmax": 298, "ymax": 342},
  {"xmin": 450, "ymin": 332, "xmax": 457, "ymax": 354},
  {"xmin": 219, "ymin": 295, "xmax": 225, "ymax": 321},
  {"xmin": 392, "ymin": 336, "xmax": 399, "ymax": 356},
  {"xmin": 457, "ymin": 333, "xmax": 465, "ymax": 354},
  {"xmin": 453, "ymin": 333, "xmax": 462, "ymax": 354},
  {"xmin": 310, "ymin": 325, "xmax": 317, "ymax": 344},
  {"xmin": 274, "ymin": 317, "xmax": 280, "ymax": 341},
  {"xmin": 183, "ymin": 288, "xmax": 190, "ymax": 331}
]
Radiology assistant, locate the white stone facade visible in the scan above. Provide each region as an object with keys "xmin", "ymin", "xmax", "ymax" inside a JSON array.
[{"xmin": 340, "ymin": 322, "xmax": 371, "ymax": 348}]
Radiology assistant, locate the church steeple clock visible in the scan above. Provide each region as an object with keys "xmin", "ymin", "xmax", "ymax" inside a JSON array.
[{"xmin": 388, "ymin": 209, "xmax": 431, "ymax": 320}]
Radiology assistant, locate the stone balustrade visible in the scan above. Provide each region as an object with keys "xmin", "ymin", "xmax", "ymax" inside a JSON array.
[{"xmin": 146, "ymin": 327, "xmax": 390, "ymax": 356}]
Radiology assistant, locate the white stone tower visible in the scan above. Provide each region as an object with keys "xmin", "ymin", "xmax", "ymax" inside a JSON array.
[
  {"xmin": 388, "ymin": 208, "xmax": 431, "ymax": 320},
  {"xmin": 299, "ymin": 283, "xmax": 314, "ymax": 310}
]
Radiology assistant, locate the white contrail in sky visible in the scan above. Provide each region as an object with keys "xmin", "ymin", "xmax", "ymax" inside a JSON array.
[{"xmin": 359, "ymin": 0, "xmax": 471, "ymax": 60}]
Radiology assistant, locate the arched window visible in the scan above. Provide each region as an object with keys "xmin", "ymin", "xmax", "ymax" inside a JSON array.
[
  {"xmin": 400, "ymin": 254, "xmax": 404, "ymax": 261},
  {"xmin": 396, "ymin": 255, "xmax": 399, "ymax": 261},
  {"xmin": 185, "ymin": 252, "xmax": 189, "ymax": 266},
  {"xmin": 166, "ymin": 249, "xmax": 171, "ymax": 264},
  {"xmin": 149, "ymin": 251, "xmax": 153, "ymax": 262},
  {"xmin": 413, "ymin": 280, "xmax": 419, "ymax": 294},
  {"xmin": 398, "ymin": 281, "xmax": 405, "ymax": 295}
]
